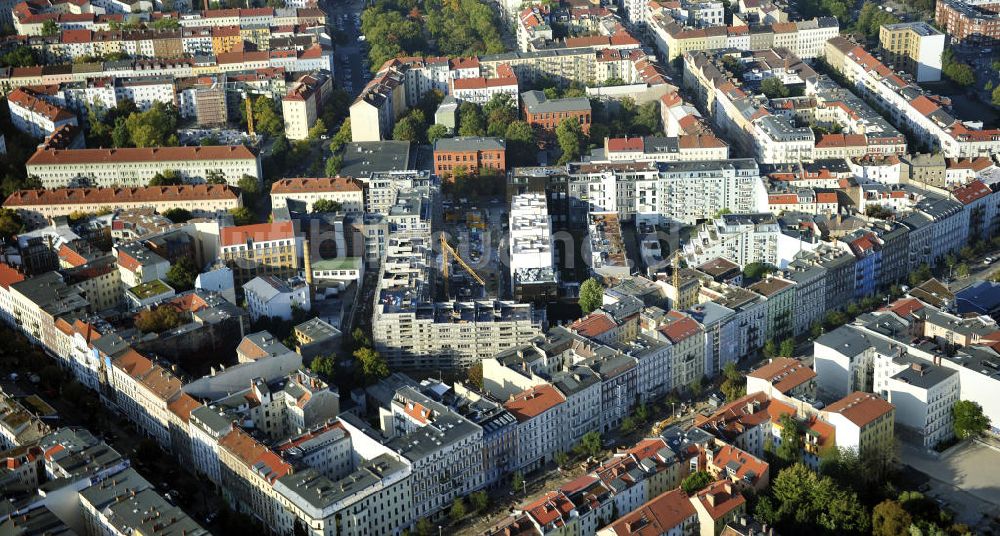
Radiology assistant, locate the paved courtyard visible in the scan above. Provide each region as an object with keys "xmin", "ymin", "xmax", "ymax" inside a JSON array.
[{"xmin": 899, "ymin": 439, "xmax": 1000, "ymax": 530}]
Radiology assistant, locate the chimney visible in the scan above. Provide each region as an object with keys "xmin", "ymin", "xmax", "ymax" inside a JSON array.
[
  {"xmin": 723, "ymin": 482, "xmax": 733, "ymax": 495},
  {"xmin": 302, "ymin": 238, "xmax": 314, "ymax": 298},
  {"xmin": 705, "ymin": 493, "xmax": 716, "ymax": 507}
]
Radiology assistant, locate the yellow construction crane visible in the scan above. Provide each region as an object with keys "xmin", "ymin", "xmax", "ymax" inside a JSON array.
[{"xmin": 440, "ymin": 234, "xmax": 486, "ymax": 287}]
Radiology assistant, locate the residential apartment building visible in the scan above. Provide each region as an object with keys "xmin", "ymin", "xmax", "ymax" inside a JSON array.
[
  {"xmin": 282, "ymin": 70, "xmax": 332, "ymax": 140},
  {"xmin": 601, "ymin": 134, "xmax": 729, "ymax": 163},
  {"xmin": 6, "ymin": 87, "xmax": 78, "ymax": 139},
  {"xmin": 935, "ymin": 0, "xmax": 1000, "ymax": 47},
  {"xmin": 219, "ymin": 221, "xmax": 299, "ymax": 287},
  {"xmin": 25, "ymin": 146, "xmax": 262, "ymax": 188},
  {"xmin": 879, "ymin": 22, "xmax": 945, "ymax": 82},
  {"xmin": 825, "ymin": 37, "xmax": 1000, "ymax": 158},
  {"xmin": 508, "ymin": 192, "xmax": 557, "ymax": 302},
  {"xmin": 432, "ymin": 137, "xmax": 507, "ymax": 179},
  {"xmin": 649, "ymin": 16, "xmax": 839, "ymax": 62},
  {"xmin": 521, "ymin": 90, "xmax": 592, "ymax": 136},
  {"xmin": 4, "ymin": 184, "xmax": 241, "ymax": 227},
  {"xmin": 683, "ymin": 213, "xmax": 780, "ymax": 268},
  {"xmin": 269, "ymin": 177, "xmax": 365, "ymax": 214}
]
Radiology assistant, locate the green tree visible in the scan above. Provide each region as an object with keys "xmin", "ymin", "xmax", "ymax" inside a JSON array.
[
  {"xmin": 325, "ymin": 155, "xmax": 343, "ymax": 177},
  {"xmin": 205, "ymin": 170, "xmax": 227, "ymax": 184},
  {"xmin": 576, "ymin": 431, "xmax": 602, "ymax": 458},
  {"xmin": 620, "ymin": 416, "xmax": 636, "ymax": 433},
  {"xmin": 763, "ymin": 339, "xmax": 778, "ymax": 358},
  {"xmin": 689, "ymin": 376, "xmax": 704, "ymax": 397},
  {"xmin": 955, "ymin": 263, "xmax": 970, "ymax": 278},
  {"xmin": 872, "ymin": 500, "xmax": 912, "ymax": 536},
  {"xmin": 632, "ymin": 101, "xmax": 661, "ymax": 135},
  {"xmin": 124, "ymin": 102, "xmax": 179, "ymax": 148},
  {"xmin": 743, "ymin": 262, "xmax": 774, "ymax": 282},
  {"xmin": 237, "ymin": 174, "xmax": 260, "ymax": 199},
  {"xmin": 721, "ymin": 362, "xmax": 746, "ymax": 401},
  {"xmin": 554, "ymin": 450, "xmax": 569, "ymax": 468},
  {"xmin": 150, "ymin": 17, "xmax": 181, "ymax": 30},
  {"xmin": 354, "ymin": 347, "xmax": 389, "ymax": 384},
  {"xmin": 312, "ymin": 199, "xmax": 342, "ymax": 213},
  {"xmin": 0, "ymin": 208, "xmax": 24, "ymax": 242},
  {"xmin": 309, "ymin": 355, "xmax": 336, "ymax": 379},
  {"xmin": 307, "ymin": 119, "xmax": 327, "ymax": 141},
  {"xmin": 761, "ymin": 463, "xmax": 870, "ymax": 534},
  {"xmin": 134, "ymin": 306, "xmax": 183, "ymax": 333},
  {"xmin": 466, "ymin": 362, "xmax": 483, "ymax": 390},
  {"xmin": 0, "ymin": 46, "xmax": 39, "ymax": 68},
  {"xmin": 909, "ymin": 263, "xmax": 932, "ymax": 286},
  {"xmin": 393, "ymin": 114, "xmax": 424, "ymax": 142},
  {"xmin": 953, "ymin": 400, "xmax": 990, "ymax": 439},
  {"xmin": 776, "ymin": 413, "xmax": 803, "ymax": 465},
  {"xmin": 165, "ymin": 257, "xmax": 198, "ymax": 291},
  {"xmin": 993, "ymin": 85, "xmax": 1000, "ymax": 107},
  {"xmin": 760, "ymin": 77, "xmax": 791, "ymax": 98},
  {"xmin": 149, "ymin": 169, "xmax": 182, "ymax": 186},
  {"xmin": 942, "ymin": 49, "xmax": 975, "ymax": 87},
  {"xmin": 458, "ymin": 102, "xmax": 486, "ymax": 137},
  {"xmin": 504, "ymin": 120, "xmax": 537, "ymax": 166},
  {"xmin": 252, "ymin": 96, "xmax": 284, "ymax": 137},
  {"xmin": 415, "ymin": 518, "xmax": 433, "ymax": 536},
  {"xmin": 511, "ymin": 470, "xmax": 525, "ymax": 492},
  {"xmin": 229, "ymin": 206, "xmax": 254, "ymax": 225},
  {"xmin": 427, "ymin": 123, "xmax": 449, "ymax": 144},
  {"xmin": 41, "ymin": 19, "xmax": 59, "ymax": 37},
  {"xmin": 779, "ymin": 338, "xmax": 796, "ymax": 357},
  {"xmin": 162, "ymin": 208, "xmax": 192, "ymax": 223},
  {"xmin": 682, "ymin": 471, "xmax": 713, "ymax": 495},
  {"xmin": 483, "ymin": 93, "xmax": 518, "ymax": 137},
  {"xmin": 578, "ymin": 277, "xmax": 603, "ymax": 313},
  {"xmin": 470, "ymin": 491, "xmax": 488, "ymax": 512},
  {"xmin": 329, "ymin": 119, "xmax": 352, "ymax": 153},
  {"xmin": 449, "ymin": 497, "xmax": 466, "ymax": 522},
  {"xmin": 556, "ymin": 117, "xmax": 584, "ymax": 164}
]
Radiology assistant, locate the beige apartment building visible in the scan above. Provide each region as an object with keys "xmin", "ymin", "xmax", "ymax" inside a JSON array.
[
  {"xmin": 879, "ymin": 22, "xmax": 945, "ymax": 82},
  {"xmin": 220, "ymin": 221, "xmax": 299, "ymax": 287},
  {"xmin": 4, "ymin": 184, "xmax": 242, "ymax": 227},
  {"xmin": 25, "ymin": 146, "xmax": 261, "ymax": 188},
  {"xmin": 269, "ymin": 177, "xmax": 364, "ymax": 213},
  {"xmin": 282, "ymin": 71, "xmax": 332, "ymax": 140}
]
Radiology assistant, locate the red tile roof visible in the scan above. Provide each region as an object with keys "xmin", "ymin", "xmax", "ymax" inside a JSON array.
[
  {"xmin": 569, "ymin": 312, "xmax": 617, "ymax": 338},
  {"xmin": 218, "ymin": 428, "xmax": 292, "ymax": 484},
  {"xmin": 951, "ymin": 180, "xmax": 992, "ymax": 205},
  {"xmin": 658, "ymin": 316, "xmax": 701, "ymax": 343},
  {"xmin": 220, "ymin": 221, "xmax": 294, "ymax": 247},
  {"xmin": 604, "ymin": 489, "xmax": 696, "ymax": 535},
  {"xmin": 26, "ymin": 146, "xmax": 256, "ymax": 166},
  {"xmin": 523, "ymin": 491, "xmax": 575, "ymax": 528},
  {"xmin": 5, "ymin": 184, "xmax": 239, "ymax": 207},
  {"xmin": 607, "ymin": 137, "xmax": 644, "ymax": 152},
  {"xmin": 824, "ymin": 392, "xmax": 894, "ymax": 428},
  {"xmin": 694, "ymin": 480, "xmax": 745, "ymax": 521},
  {"xmin": 747, "ymin": 358, "xmax": 815, "ymax": 394},
  {"xmin": 0, "ymin": 263, "xmax": 25, "ymax": 290},
  {"xmin": 269, "ymin": 177, "xmax": 363, "ymax": 194},
  {"xmin": 504, "ymin": 384, "xmax": 566, "ymax": 421}
]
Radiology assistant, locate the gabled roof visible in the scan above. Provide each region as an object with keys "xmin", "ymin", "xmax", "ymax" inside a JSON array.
[
  {"xmin": 746, "ymin": 358, "xmax": 815, "ymax": 394},
  {"xmin": 504, "ymin": 384, "xmax": 565, "ymax": 421},
  {"xmin": 603, "ymin": 488, "xmax": 696, "ymax": 535},
  {"xmin": 824, "ymin": 391, "xmax": 894, "ymax": 428}
]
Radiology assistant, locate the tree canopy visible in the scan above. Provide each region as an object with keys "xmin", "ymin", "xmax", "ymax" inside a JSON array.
[
  {"xmin": 756, "ymin": 463, "xmax": 870, "ymax": 535},
  {"xmin": 166, "ymin": 257, "xmax": 198, "ymax": 292},
  {"xmin": 953, "ymin": 400, "xmax": 990, "ymax": 439},
  {"xmin": 681, "ymin": 471, "xmax": 713, "ymax": 495},
  {"xmin": 135, "ymin": 306, "xmax": 183, "ymax": 333},
  {"xmin": 556, "ymin": 117, "xmax": 584, "ymax": 164},
  {"xmin": 578, "ymin": 278, "xmax": 603, "ymax": 314}
]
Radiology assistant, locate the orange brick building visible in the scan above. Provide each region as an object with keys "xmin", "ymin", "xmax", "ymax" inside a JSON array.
[
  {"xmin": 432, "ymin": 136, "xmax": 506, "ymax": 178},
  {"xmin": 521, "ymin": 90, "xmax": 592, "ymax": 137}
]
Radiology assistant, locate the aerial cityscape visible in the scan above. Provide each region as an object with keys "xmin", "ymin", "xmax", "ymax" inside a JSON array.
[{"xmin": 0, "ymin": 0, "xmax": 998, "ymax": 533}]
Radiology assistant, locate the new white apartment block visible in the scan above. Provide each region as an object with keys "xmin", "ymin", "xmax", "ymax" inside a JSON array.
[{"xmin": 683, "ymin": 213, "xmax": 780, "ymax": 268}]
